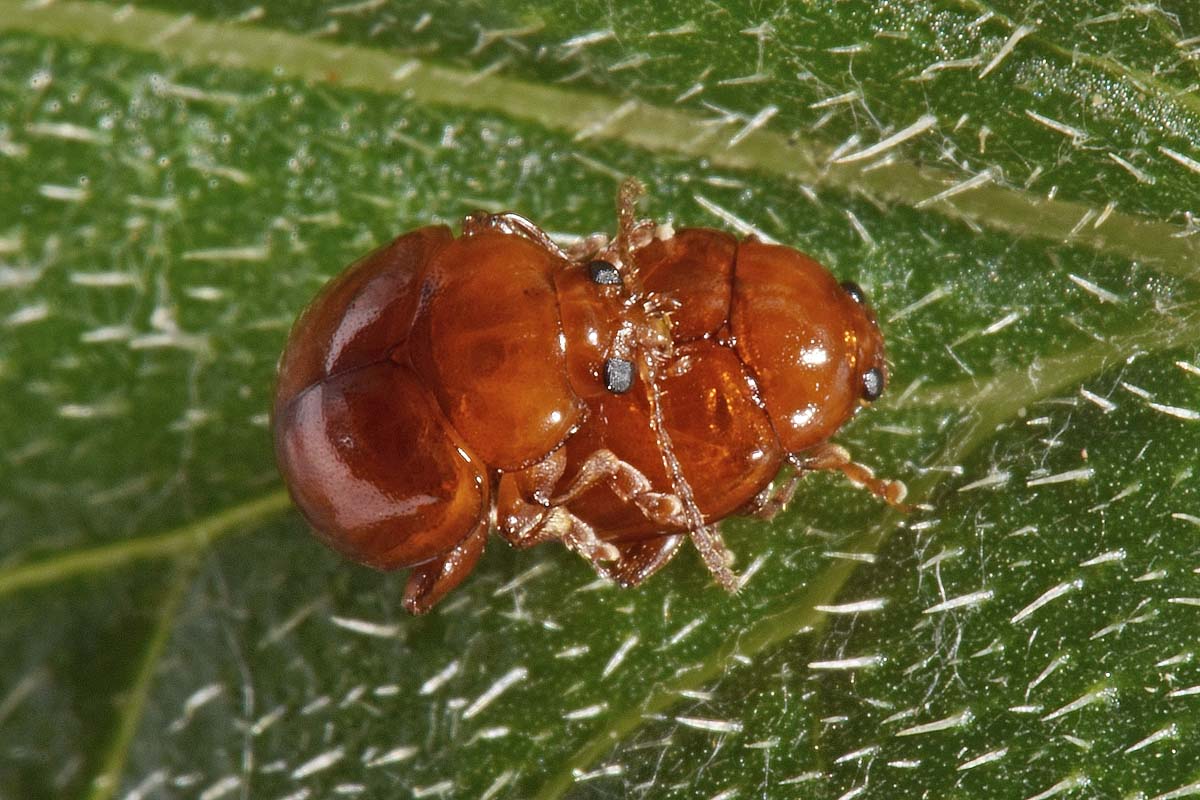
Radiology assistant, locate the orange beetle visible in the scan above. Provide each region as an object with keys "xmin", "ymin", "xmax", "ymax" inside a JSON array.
[{"xmin": 273, "ymin": 181, "xmax": 906, "ymax": 614}]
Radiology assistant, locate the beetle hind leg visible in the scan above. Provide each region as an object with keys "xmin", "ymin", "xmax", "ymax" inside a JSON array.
[
  {"xmin": 403, "ymin": 519, "xmax": 489, "ymax": 615},
  {"xmin": 599, "ymin": 535, "xmax": 685, "ymax": 587},
  {"xmin": 741, "ymin": 470, "xmax": 804, "ymax": 521},
  {"xmin": 550, "ymin": 449, "xmax": 739, "ymax": 591}
]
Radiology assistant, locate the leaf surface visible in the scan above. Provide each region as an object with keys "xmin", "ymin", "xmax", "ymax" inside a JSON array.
[{"xmin": 2, "ymin": 2, "xmax": 1199, "ymax": 798}]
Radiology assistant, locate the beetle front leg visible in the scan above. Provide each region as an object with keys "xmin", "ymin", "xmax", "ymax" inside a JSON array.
[
  {"xmin": 549, "ymin": 449, "xmax": 689, "ymax": 528},
  {"xmin": 497, "ymin": 455, "xmax": 620, "ymax": 564},
  {"xmin": 496, "ymin": 449, "xmax": 694, "ymax": 582},
  {"xmin": 794, "ymin": 444, "xmax": 910, "ymax": 509},
  {"xmin": 497, "ymin": 485, "xmax": 683, "ymax": 587}
]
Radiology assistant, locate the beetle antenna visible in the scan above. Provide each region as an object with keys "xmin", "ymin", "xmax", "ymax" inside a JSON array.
[
  {"xmin": 642, "ymin": 361, "xmax": 740, "ymax": 592},
  {"xmin": 610, "ymin": 177, "xmax": 735, "ymax": 589},
  {"xmin": 615, "ymin": 177, "xmax": 648, "ymax": 297}
]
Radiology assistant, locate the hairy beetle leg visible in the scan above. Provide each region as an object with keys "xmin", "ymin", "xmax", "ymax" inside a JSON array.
[
  {"xmin": 502, "ymin": 505, "xmax": 622, "ymax": 565},
  {"xmin": 549, "ymin": 449, "xmax": 688, "ymax": 528},
  {"xmin": 498, "ymin": 448, "xmax": 704, "ymax": 583},
  {"xmin": 551, "ymin": 448, "xmax": 742, "ymax": 591},
  {"xmin": 687, "ymin": 525, "xmax": 740, "ymax": 592},
  {"xmin": 497, "ymin": 452, "xmax": 620, "ymax": 566},
  {"xmin": 795, "ymin": 444, "xmax": 911, "ymax": 511}
]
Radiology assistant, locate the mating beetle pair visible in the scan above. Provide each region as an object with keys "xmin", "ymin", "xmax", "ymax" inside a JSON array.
[{"xmin": 273, "ymin": 181, "xmax": 906, "ymax": 613}]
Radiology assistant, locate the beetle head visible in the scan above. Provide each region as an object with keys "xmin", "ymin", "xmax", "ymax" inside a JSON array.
[{"xmin": 839, "ymin": 280, "xmax": 888, "ymax": 408}]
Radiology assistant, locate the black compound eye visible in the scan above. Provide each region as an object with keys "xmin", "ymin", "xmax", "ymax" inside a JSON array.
[
  {"xmin": 841, "ymin": 281, "xmax": 867, "ymax": 305},
  {"xmin": 603, "ymin": 358, "xmax": 635, "ymax": 394},
  {"xmin": 588, "ymin": 260, "xmax": 622, "ymax": 286},
  {"xmin": 862, "ymin": 366, "xmax": 885, "ymax": 402}
]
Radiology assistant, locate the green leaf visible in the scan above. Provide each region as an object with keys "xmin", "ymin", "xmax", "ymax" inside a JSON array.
[{"xmin": 2, "ymin": 1, "xmax": 1199, "ymax": 798}]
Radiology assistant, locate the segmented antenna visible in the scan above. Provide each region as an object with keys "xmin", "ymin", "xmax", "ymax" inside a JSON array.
[
  {"xmin": 615, "ymin": 177, "xmax": 648, "ymax": 299},
  {"xmin": 643, "ymin": 370, "xmax": 740, "ymax": 591},
  {"xmin": 615, "ymin": 177, "xmax": 739, "ymax": 591}
]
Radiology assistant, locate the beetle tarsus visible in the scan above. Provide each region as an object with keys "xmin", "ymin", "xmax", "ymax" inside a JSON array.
[
  {"xmin": 611, "ymin": 177, "xmax": 654, "ymax": 294},
  {"xmin": 549, "ymin": 509, "xmax": 622, "ymax": 563},
  {"xmin": 499, "ymin": 499, "xmax": 619, "ymax": 562},
  {"xmin": 617, "ymin": 177, "xmax": 646, "ymax": 243}
]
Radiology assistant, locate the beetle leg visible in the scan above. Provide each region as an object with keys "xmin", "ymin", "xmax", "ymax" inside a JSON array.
[
  {"xmin": 598, "ymin": 535, "xmax": 685, "ymax": 587},
  {"xmin": 499, "ymin": 502, "xmax": 621, "ymax": 564},
  {"xmin": 616, "ymin": 177, "xmax": 645, "ymax": 246},
  {"xmin": 497, "ymin": 457, "xmax": 620, "ymax": 564},
  {"xmin": 552, "ymin": 450, "xmax": 739, "ymax": 592},
  {"xmin": 548, "ymin": 508, "xmax": 622, "ymax": 563},
  {"xmin": 591, "ymin": 177, "xmax": 657, "ymax": 293},
  {"xmin": 685, "ymin": 526, "xmax": 739, "ymax": 591},
  {"xmin": 499, "ymin": 449, "xmax": 736, "ymax": 590},
  {"xmin": 549, "ymin": 449, "xmax": 689, "ymax": 528},
  {"xmin": 742, "ymin": 470, "xmax": 804, "ymax": 521},
  {"xmin": 402, "ymin": 518, "xmax": 489, "ymax": 615},
  {"xmin": 500, "ymin": 493, "xmax": 685, "ymax": 587},
  {"xmin": 461, "ymin": 210, "xmax": 572, "ymax": 259},
  {"xmin": 613, "ymin": 180, "xmax": 661, "ymax": 250},
  {"xmin": 596, "ymin": 219, "xmax": 658, "ymax": 262},
  {"xmin": 793, "ymin": 444, "xmax": 910, "ymax": 509},
  {"xmin": 565, "ymin": 232, "xmax": 610, "ymax": 262}
]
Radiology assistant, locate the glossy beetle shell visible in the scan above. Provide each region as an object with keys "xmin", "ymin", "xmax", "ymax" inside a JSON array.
[{"xmin": 274, "ymin": 187, "xmax": 900, "ymax": 613}]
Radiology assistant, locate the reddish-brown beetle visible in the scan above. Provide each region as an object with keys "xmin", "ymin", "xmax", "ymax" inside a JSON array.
[{"xmin": 273, "ymin": 180, "xmax": 906, "ymax": 614}]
